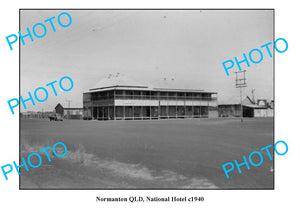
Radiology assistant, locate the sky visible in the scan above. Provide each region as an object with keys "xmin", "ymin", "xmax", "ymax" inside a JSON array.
[{"xmin": 20, "ymin": 9, "xmax": 273, "ymax": 112}]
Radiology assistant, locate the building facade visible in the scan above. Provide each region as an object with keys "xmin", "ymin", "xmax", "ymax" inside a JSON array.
[
  {"xmin": 83, "ymin": 78, "xmax": 218, "ymax": 120},
  {"xmin": 218, "ymin": 96, "xmax": 274, "ymax": 118}
]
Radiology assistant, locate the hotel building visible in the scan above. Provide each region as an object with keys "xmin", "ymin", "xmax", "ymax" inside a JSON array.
[{"xmin": 83, "ymin": 75, "xmax": 218, "ymax": 120}]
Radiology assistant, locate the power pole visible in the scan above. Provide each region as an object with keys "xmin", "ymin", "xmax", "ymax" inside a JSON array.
[{"xmin": 235, "ymin": 70, "xmax": 247, "ymax": 122}]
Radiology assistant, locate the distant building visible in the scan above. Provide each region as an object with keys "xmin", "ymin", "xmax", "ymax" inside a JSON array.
[
  {"xmin": 54, "ymin": 103, "xmax": 83, "ymax": 119},
  {"xmin": 20, "ymin": 111, "xmax": 53, "ymax": 119},
  {"xmin": 83, "ymin": 75, "xmax": 218, "ymax": 120},
  {"xmin": 55, "ymin": 104, "xmax": 64, "ymax": 116},
  {"xmin": 255, "ymin": 99, "xmax": 274, "ymax": 117},
  {"xmin": 218, "ymin": 96, "xmax": 273, "ymax": 118}
]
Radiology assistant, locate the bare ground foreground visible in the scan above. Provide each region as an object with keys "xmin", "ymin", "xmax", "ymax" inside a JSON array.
[{"xmin": 20, "ymin": 118, "xmax": 274, "ymax": 189}]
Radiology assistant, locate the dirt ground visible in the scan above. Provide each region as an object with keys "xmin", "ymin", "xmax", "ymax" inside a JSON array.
[{"xmin": 20, "ymin": 117, "xmax": 274, "ymax": 189}]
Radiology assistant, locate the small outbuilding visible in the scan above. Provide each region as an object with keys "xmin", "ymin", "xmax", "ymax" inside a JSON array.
[{"xmin": 54, "ymin": 103, "xmax": 83, "ymax": 119}]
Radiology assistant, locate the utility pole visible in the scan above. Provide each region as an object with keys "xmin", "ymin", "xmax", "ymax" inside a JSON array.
[
  {"xmin": 66, "ymin": 100, "xmax": 72, "ymax": 120},
  {"xmin": 235, "ymin": 70, "xmax": 247, "ymax": 122}
]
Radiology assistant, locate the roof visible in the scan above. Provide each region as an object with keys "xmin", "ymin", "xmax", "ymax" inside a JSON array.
[
  {"xmin": 85, "ymin": 74, "xmax": 216, "ymax": 94},
  {"xmin": 55, "ymin": 103, "xmax": 82, "ymax": 110},
  {"xmin": 55, "ymin": 103, "xmax": 63, "ymax": 109},
  {"xmin": 218, "ymin": 96, "xmax": 267, "ymax": 109},
  {"xmin": 84, "ymin": 86, "xmax": 216, "ymax": 94},
  {"xmin": 243, "ymin": 104, "xmax": 266, "ymax": 109},
  {"xmin": 218, "ymin": 96, "xmax": 254, "ymax": 105},
  {"xmin": 90, "ymin": 74, "xmax": 148, "ymax": 91},
  {"xmin": 64, "ymin": 108, "xmax": 83, "ymax": 110}
]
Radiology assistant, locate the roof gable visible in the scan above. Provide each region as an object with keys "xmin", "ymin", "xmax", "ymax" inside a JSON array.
[{"xmin": 55, "ymin": 103, "xmax": 63, "ymax": 109}]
